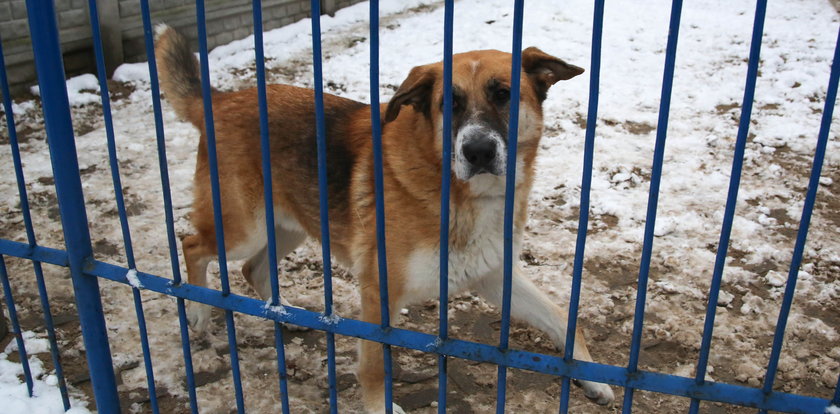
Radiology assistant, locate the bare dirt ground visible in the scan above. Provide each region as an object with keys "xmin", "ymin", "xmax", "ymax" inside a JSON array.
[{"xmin": 2, "ymin": 1, "xmax": 840, "ymax": 413}]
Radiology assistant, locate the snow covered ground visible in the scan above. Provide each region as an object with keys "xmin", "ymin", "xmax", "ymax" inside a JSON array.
[{"xmin": 1, "ymin": 0, "xmax": 839, "ymax": 412}]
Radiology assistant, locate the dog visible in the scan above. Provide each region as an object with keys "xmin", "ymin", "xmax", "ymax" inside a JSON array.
[{"xmin": 154, "ymin": 24, "xmax": 614, "ymax": 412}]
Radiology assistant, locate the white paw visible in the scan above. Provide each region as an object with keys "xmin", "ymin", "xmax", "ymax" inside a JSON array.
[
  {"xmin": 364, "ymin": 401, "xmax": 406, "ymax": 413},
  {"xmin": 581, "ymin": 381, "xmax": 614, "ymax": 406},
  {"xmin": 278, "ymin": 296, "xmax": 309, "ymax": 332},
  {"xmin": 186, "ymin": 301, "xmax": 212, "ymax": 332}
]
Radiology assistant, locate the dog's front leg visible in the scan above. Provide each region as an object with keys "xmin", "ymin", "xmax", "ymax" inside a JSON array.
[
  {"xmin": 358, "ymin": 277, "xmax": 406, "ymax": 414},
  {"xmin": 473, "ymin": 266, "xmax": 615, "ymax": 406}
]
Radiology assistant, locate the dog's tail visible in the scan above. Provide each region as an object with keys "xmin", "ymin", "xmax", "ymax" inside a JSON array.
[{"xmin": 154, "ymin": 24, "xmax": 204, "ymax": 126}]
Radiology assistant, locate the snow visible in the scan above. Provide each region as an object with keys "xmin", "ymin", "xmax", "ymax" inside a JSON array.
[
  {"xmin": 4, "ymin": 331, "xmax": 51, "ymax": 355},
  {"xmin": 826, "ymin": 404, "xmax": 840, "ymax": 414},
  {"xmin": 126, "ymin": 268, "xmax": 143, "ymax": 289},
  {"xmin": 0, "ymin": 333, "xmax": 90, "ymax": 414},
  {"xmin": 262, "ymin": 301, "xmax": 289, "ymax": 317},
  {"xmin": 29, "ymin": 74, "xmax": 101, "ymax": 107},
  {"xmin": 1, "ymin": 0, "xmax": 839, "ymax": 411},
  {"xmin": 318, "ymin": 313, "xmax": 342, "ymax": 325},
  {"xmin": 112, "ymin": 62, "xmax": 151, "ymax": 84}
]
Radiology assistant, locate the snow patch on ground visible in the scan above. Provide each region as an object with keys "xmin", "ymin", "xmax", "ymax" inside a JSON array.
[
  {"xmin": 29, "ymin": 74, "xmax": 101, "ymax": 107},
  {"xmin": 0, "ymin": 333, "xmax": 90, "ymax": 414}
]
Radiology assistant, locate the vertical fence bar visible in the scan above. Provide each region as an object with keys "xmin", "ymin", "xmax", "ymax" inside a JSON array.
[
  {"xmin": 87, "ymin": 2, "xmax": 160, "ymax": 412},
  {"xmin": 0, "ymin": 256, "xmax": 33, "ymax": 396},
  {"xmin": 621, "ymin": 1, "xmax": 684, "ymax": 412},
  {"xmin": 25, "ymin": 0, "xmax": 121, "ymax": 410},
  {"xmin": 559, "ymin": 0, "xmax": 604, "ymax": 412},
  {"xmin": 833, "ymin": 373, "xmax": 840, "ymax": 408},
  {"xmin": 759, "ymin": 22, "xmax": 840, "ymax": 408},
  {"xmin": 250, "ymin": 1, "xmax": 292, "ymax": 413},
  {"xmin": 369, "ymin": 1, "xmax": 395, "ymax": 412},
  {"xmin": 496, "ymin": 1, "xmax": 525, "ymax": 412},
  {"xmin": 686, "ymin": 2, "xmax": 767, "ymax": 413},
  {"xmin": 438, "ymin": 0, "xmax": 455, "ymax": 412},
  {"xmin": 309, "ymin": 1, "xmax": 339, "ymax": 411},
  {"xmin": 194, "ymin": 1, "xmax": 246, "ymax": 411},
  {"xmin": 138, "ymin": 1, "xmax": 199, "ymax": 411},
  {"xmin": 140, "ymin": 2, "xmax": 184, "ymax": 288},
  {"xmin": 0, "ymin": 32, "xmax": 71, "ymax": 410}
]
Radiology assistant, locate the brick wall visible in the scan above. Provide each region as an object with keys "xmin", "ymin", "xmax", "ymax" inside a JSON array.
[{"xmin": 0, "ymin": 0, "xmax": 363, "ymax": 94}]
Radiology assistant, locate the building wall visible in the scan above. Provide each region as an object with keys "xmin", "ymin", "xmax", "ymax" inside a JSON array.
[{"xmin": 0, "ymin": 0, "xmax": 362, "ymax": 94}]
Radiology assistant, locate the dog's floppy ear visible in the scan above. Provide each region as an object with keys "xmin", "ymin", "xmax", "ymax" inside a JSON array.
[
  {"xmin": 522, "ymin": 47, "xmax": 584, "ymax": 100},
  {"xmin": 385, "ymin": 65, "xmax": 437, "ymax": 123}
]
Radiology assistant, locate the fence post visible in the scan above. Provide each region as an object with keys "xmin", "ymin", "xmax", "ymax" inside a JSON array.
[
  {"xmin": 25, "ymin": 0, "xmax": 121, "ymax": 411},
  {"xmin": 93, "ymin": 0, "xmax": 124, "ymax": 77}
]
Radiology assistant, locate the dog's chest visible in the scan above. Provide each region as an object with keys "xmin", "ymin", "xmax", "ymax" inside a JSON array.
[{"xmin": 403, "ymin": 200, "xmax": 517, "ymax": 300}]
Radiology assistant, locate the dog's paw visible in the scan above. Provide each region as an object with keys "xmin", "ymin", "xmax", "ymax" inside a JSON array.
[
  {"xmin": 186, "ymin": 301, "xmax": 212, "ymax": 332},
  {"xmin": 281, "ymin": 322, "xmax": 310, "ymax": 332},
  {"xmin": 363, "ymin": 400, "xmax": 406, "ymax": 413},
  {"xmin": 278, "ymin": 296, "xmax": 309, "ymax": 332},
  {"xmin": 581, "ymin": 381, "xmax": 614, "ymax": 406}
]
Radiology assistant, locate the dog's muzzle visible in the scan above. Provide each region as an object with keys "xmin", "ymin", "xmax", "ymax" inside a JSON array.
[
  {"xmin": 462, "ymin": 138, "xmax": 497, "ymax": 174},
  {"xmin": 455, "ymin": 124, "xmax": 506, "ymax": 180}
]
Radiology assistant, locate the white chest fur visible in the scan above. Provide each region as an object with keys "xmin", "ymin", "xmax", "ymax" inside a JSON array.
[{"xmin": 403, "ymin": 196, "xmax": 520, "ymax": 303}]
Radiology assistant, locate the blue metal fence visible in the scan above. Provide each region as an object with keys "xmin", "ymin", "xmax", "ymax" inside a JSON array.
[{"xmin": 0, "ymin": 0, "xmax": 838, "ymax": 413}]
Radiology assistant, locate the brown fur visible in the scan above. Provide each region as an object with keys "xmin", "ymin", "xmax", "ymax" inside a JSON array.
[{"xmin": 155, "ymin": 25, "xmax": 612, "ymax": 412}]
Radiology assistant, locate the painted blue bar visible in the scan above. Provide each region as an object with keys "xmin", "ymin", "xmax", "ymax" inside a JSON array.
[
  {"xmin": 87, "ymin": 2, "xmax": 160, "ymax": 412},
  {"xmin": 308, "ymin": 1, "xmax": 339, "ymax": 411},
  {"xmin": 176, "ymin": 297, "xmax": 199, "ymax": 414},
  {"xmin": 761, "ymin": 21, "xmax": 840, "ymax": 399},
  {"xmin": 195, "ymin": 0, "xmax": 231, "ymax": 295},
  {"xmin": 559, "ymin": 0, "xmax": 605, "ymax": 412},
  {"xmin": 131, "ymin": 288, "xmax": 159, "ymax": 413},
  {"xmin": 621, "ymin": 1, "xmax": 683, "ymax": 412},
  {"xmin": 26, "ymin": 1, "xmax": 120, "ymax": 412},
  {"xmin": 0, "ymin": 255, "xmax": 34, "ymax": 396},
  {"xmin": 138, "ymin": 2, "xmax": 199, "ymax": 409},
  {"xmin": 368, "ymin": 1, "xmax": 395, "ymax": 412},
  {"xmin": 496, "ymin": 1, "xmax": 526, "ymax": 412},
  {"xmin": 0, "ymin": 32, "xmax": 71, "ymax": 410},
  {"xmin": 0, "ymin": 48, "xmax": 36, "ymax": 249},
  {"xmin": 0, "ymin": 240, "xmax": 68, "ymax": 266},
  {"xmin": 25, "ymin": 0, "xmax": 121, "ymax": 410},
  {"xmin": 250, "ymin": 1, "xmax": 292, "ymax": 412},
  {"xmin": 139, "ymin": 0, "xmax": 183, "ymax": 286},
  {"xmin": 439, "ymin": 0, "xmax": 455, "ymax": 411},
  {"xmin": 81, "ymin": 258, "xmax": 829, "ymax": 413},
  {"xmin": 86, "ymin": 0, "xmax": 136, "ymax": 267},
  {"xmin": 833, "ymin": 372, "xmax": 840, "ymax": 406},
  {"xmin": 689, "ymin": 2, "xmax": 768, "ymax": 413},
  {"xmin": 194, "ymin": 2, "xmax": 246, "ymax": 411}
]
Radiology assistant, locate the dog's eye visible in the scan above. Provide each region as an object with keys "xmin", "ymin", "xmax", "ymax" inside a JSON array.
[
  {"xmin": 494, "ymin": 88, "xmax": 510, "ymax": 104},
  {"xmin": 440, "ymin": 96, "xmax": 461, "ymax": 112}
]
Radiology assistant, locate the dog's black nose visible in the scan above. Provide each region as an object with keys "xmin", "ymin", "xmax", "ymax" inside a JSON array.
[{"xmin": 462, "ymin": 139, "xmax": 497, "ymax": 170}]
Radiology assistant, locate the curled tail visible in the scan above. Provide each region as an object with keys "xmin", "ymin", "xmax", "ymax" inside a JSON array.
[{"xmin": 154, "ymin": 24, "xmax": 203, "ymax": 126}]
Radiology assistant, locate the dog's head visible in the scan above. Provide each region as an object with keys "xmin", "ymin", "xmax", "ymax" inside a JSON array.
[{"xmin": 385, "ymin": 47, "xmax": 583, "ymax": 189}]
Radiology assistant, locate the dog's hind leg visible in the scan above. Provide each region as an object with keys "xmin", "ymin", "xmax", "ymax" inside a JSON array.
[
  {"xmin": 241, "ymin": 229, "xmax": 306, "ymax": 303},
  {"xmin": 182, "ymin": 233, "xmax": 216, "ymax": 332},
  {"xmin": 473, "ymin": 266, "xmax": 615, "ymax": 406}
]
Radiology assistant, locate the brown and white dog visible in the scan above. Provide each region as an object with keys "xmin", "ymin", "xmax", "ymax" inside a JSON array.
[{"xmin": 155, "ymin": 25, "xmax": 613, "ymax": 412}]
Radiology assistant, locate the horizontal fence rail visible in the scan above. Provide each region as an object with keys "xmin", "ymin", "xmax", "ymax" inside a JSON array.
[{"xmin": 0, "ymin": 0, "xmax": 838, "ymax": 413}]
